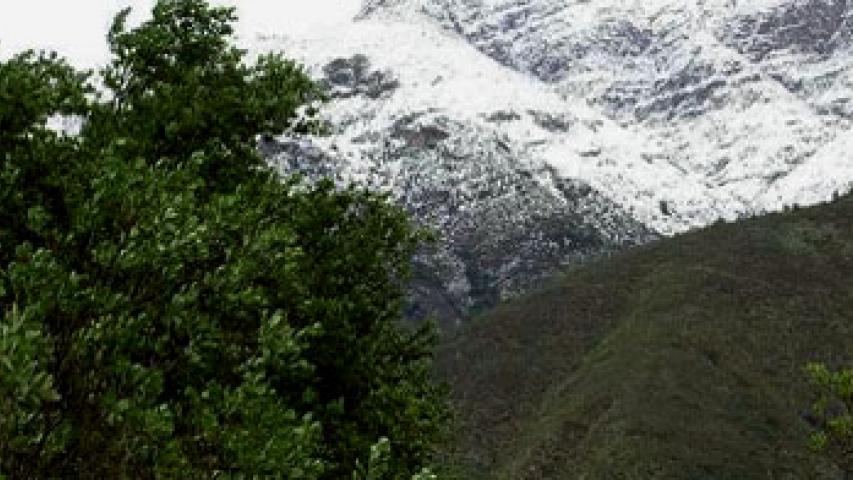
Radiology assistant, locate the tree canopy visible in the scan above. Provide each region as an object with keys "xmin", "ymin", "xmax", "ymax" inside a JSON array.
[
  {"xmin": 0, "ymin": 1, "xmax": 448, "ymax": 478},
  {"xmin": 806, "ymin": 362, "xmax": 853, "ymax": 477}
]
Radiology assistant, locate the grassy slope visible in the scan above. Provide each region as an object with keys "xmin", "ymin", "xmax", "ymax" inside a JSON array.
[{"xmin": 437, "ymin": 195, "xmax": 853, "ymax": 479}]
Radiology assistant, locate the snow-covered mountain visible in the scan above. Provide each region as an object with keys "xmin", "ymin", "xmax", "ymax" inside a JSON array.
[{"xmin": 252, "ymin": 0, "xmax": 853, "ymax": 326}]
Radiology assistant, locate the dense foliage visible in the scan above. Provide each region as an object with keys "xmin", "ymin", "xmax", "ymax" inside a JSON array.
[
  {"xmin": 0, "ymin": 1, "xmax": 448, "ymax": 478},
  {"xmin": 807, "ymin": 363, "xmax": 853, "ymax": 476}
]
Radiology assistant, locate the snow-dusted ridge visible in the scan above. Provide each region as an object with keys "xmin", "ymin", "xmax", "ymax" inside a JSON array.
[
  {"xmin": 251, "ymin": 0, "xmax": 852, "ymax": 323},
  {"xmin": 257, "ymin": 0, "xmax": 852, "ymax": 230}
]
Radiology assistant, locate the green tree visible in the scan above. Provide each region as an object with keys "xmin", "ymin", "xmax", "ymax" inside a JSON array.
[
  {"xmin": 0, "ymin": 1, "xmax": 449, "ymax": 478},
  {"xmin": 806, "ymin": 362, "xmax": 853, "ymax": 477}
]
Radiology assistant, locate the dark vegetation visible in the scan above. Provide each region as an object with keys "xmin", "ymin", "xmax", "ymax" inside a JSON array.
[
  {"xmin": 0, "ymin": 1, "xmax": 448, "ymax": 478},
  {"xmin": 438, "ymin": 196, "xmax": 853, "ymax": 479}
]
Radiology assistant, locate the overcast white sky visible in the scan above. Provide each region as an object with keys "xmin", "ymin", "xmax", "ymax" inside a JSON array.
[{"xmin": 0, "ymin": 1, "xmax": 362, "ymax": 67}]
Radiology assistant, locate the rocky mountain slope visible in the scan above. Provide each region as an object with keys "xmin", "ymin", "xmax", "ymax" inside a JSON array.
[{"xmin": 252, "ymin": 0, "xmax": 853, "ymax": 324}]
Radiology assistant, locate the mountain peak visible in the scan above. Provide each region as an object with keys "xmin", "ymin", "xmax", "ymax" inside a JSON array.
[{"xmin": 256, "ymin": 0, "xmax": 853, "ymax": 322}]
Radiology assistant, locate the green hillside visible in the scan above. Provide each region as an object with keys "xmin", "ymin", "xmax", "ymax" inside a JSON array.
[{"xmin": 438, "ymin": 195, "xmax": 853, "ymax": 479}]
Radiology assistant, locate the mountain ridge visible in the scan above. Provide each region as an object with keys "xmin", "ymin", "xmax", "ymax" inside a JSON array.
[{"xmin": 254, "ymin": 0, "xmax": 852, "ymax": 322}]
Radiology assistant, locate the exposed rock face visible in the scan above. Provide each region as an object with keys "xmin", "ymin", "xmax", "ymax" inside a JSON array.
[
  {"xmin": 265, "ymin": 108, "xmax": 653, "ymax": 328},
  {"xmin": 321, "ymin": 54, "xmax": 400, "ymax": 99},
  {"xmin": 253, "ymin": 0, "xmax": 853, "ymax": 326}
]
